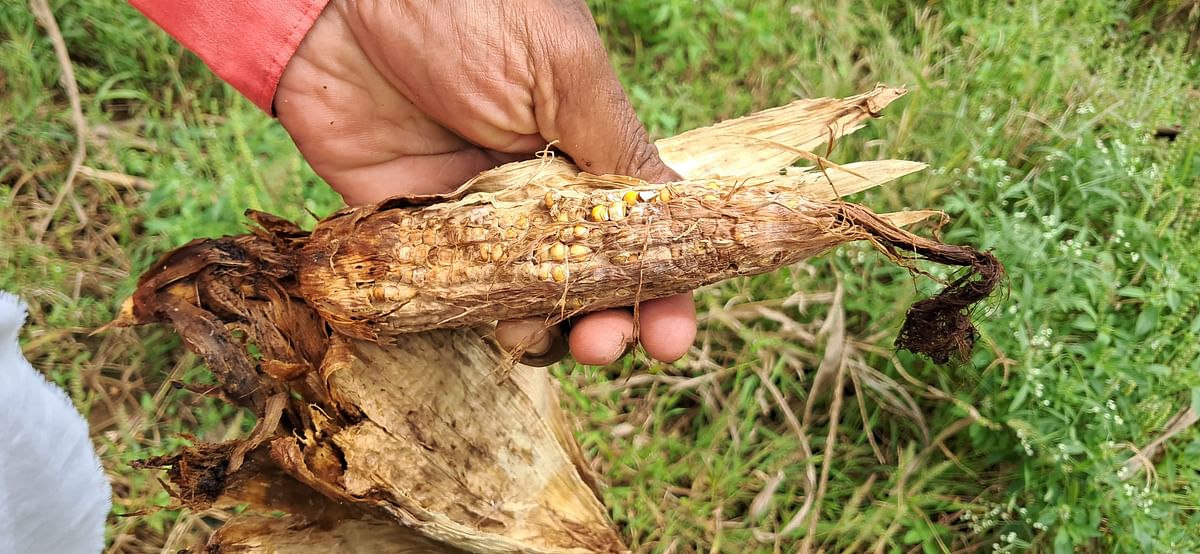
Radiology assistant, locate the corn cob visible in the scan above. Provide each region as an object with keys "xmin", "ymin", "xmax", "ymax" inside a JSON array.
[{"xmin": 299, "ymin": 158, "xmax": 1000, "ymax": 363}]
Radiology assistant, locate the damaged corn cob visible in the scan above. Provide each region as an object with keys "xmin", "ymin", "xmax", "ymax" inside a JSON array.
[{"xmin": 299, "ymin": 87, "xmax": 1001, "ymax": 363}]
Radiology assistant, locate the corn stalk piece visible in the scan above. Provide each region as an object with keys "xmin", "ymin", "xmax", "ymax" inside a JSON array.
[{"xmin": 112, "ymin": 85, "xmax": 1003, "ymax": 553}]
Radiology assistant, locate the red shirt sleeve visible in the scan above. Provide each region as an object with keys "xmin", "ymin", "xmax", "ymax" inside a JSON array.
[{"xmin": 129, "ymin": 0, "xmax": 330, "ymax": 114}]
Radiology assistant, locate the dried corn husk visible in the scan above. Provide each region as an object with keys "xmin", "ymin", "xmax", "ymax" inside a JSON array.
[{"xmin": 113, "ymin": 85, "xmax": 1002, "ymax": 553}]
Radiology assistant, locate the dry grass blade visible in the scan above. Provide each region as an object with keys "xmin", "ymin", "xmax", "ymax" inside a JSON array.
[
  {"xmin": 30, "ymin": 0, "xmax": 89, "ymax": 241},
  {"xmin": 751, "ymin": 372, "xmax": 817, "ymax": 542},
  {"xmin": 77, "ymin": 165, "xmax": 156, "ymax": 191},
  {"xmin": 1122, "ymin": 407, "xmax": 1199, "ymax": 481}
]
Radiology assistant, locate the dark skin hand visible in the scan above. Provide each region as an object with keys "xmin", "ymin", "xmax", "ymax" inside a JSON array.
[{"xmin": 274, "ymin": 0, "xmax": 697, "ymax": 366}]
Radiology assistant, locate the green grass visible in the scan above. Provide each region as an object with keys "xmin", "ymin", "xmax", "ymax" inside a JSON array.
[{"xmin": 2, "ymin": 0, "xmax": 1198, "ymax": 551}]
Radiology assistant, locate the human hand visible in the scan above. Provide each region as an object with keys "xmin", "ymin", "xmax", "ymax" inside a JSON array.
[{"xmin": 274, "ymin": 0, "xmax": 696, "ymax": 366}]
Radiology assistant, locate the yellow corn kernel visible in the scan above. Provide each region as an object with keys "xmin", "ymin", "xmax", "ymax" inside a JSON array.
[
  {"xmin": 702, "ymin": 194, "xmax": 719, "ymax": 202},
  {"xmin": 478, "ymin": 243, "xmax": 492, "ymax": 262},
  {"xmin": 551, "ymin": 265, "xmax": 568, "ymax": 282},
  {"xmin": 609, "ymin": 201, "xmax": 627, "ymax": 221},
  {"xmin": 504, "ymin": 227, "xmax": 519, "ymax": 240},
  {"xmin": 537, "ymin": 264, "xmax": 552, "ymax": 281},
  {"xmin": 555, "ymin": 210, "xmax": 570, "ymax": 223},
  {"xmin": 591, "ymin": 204, "xmax": 610, "ymax": 221},
  {"xmin": 548, "ymin": 242, "xmax": 568, "ymax": 262},
  {"xmin": 399, "ymin": 268, "xmax": 414, "ymax": 283},
  {"xmin": 515, "ymin": 214, "xmax": 530, "ymax": 229},
  {"xmin": 490, "ymin": 243, "xmax": 504, "ymax": 262},
  {"xmin": 569, "ymin": 244, "xmax": 592, "ymax": 261},
  {"xmin": 572, "ymin": 225, "xmax": 590, "ymax": 240},
  {"xmin": 543, "ymin": 191, "xmax": 559, "ymax": 210},
  {"xmin": 657, "ymin": 188, "xmax": 672, "ymax": 202},
  {"xmin": 622, "ymin": 190, "xmax": 640, "ymax": 206}
]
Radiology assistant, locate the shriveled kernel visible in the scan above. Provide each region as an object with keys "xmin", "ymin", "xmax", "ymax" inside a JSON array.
[
  {"xmin": 572, "ymin": 225, "xmax": 590, "ymax": 240},
  {"xmin": 609, "ymin": 202, "xmax": 627, "ymax": 221},
  {"xmin": 478, "ymin": 243, "xmax": 492, "ymax": 261},
  {"xmin": 536, "ymin": 265, "xmax": 552, "ymax": 281},
  {"xmin": 515, "ymin": 214, "xmax": 530, "ymax": 229},
  {"xmin": 467, "ymin": 227, "xmax": 488, "ymax": 242},
  {"xmin": 504, "ymin": 227, "xmax": 519, "ymax": 240},
  {"xmin": 703, "ymin": 194, "xmax": 720, "ymax": 202},
  {"xmin": 558, "ymin": 227, "xmax": 574, "ymax": 242},
  {"xmin": 399, "ymin": 268, "xmax": 414, "ymax": 283},
  {"xmin": 569, "ymin": 244, "xmax": 592, "ymax": 261},
  {"xmin": 555, "ymin": 211, "xmax": 570, "ymax": 223},
  {"xmin": 490, "ymin": 243, "xmax": 504, "ymax": 262},
  {"xmin": 397, "ymin": 246, "xmax": 414, "ymax": 263},
  {"xmin": 371, "ymin": 284, "xmax": 414, "ymax": 303},
  {"xmin": 422, "ymin": 229, "xmax": 439, "ymax": 246},
  {"xmin": 657, "ymin": 189, "xmax": 672, "ymax": 202},
  {"xmin": 543, "ymin": 191, "xmax": 559, "ymax": 209},
  {"xmin": 591, "ymin": 204, "xmax": 610, "ymax": 221},
  {"xmin": 369, "ymin": 284, "xmax": 387, "ymax": 302},
  {"xmin": 548, "ymin": 242, "xmax": 568, "ymax": 262},
  {"xmin": 410, "ymin": 267, "xmax": 427, "ymax": 285},
  {"xmin": 622, "ymin": 190, "xmax": 640, "ymax": 206},
  {"xmin": 551, "ymin": 265, "xmax": 568, "ymax": 282},
  {"xmin": 434, "ymin": 247, "xmax": 455, "ymax": 266},
  {"xmin": 611, "ymin": 253, "xmax": 640, "ymax": 265},
  {"xmin": 400, "ymin": 216, "xmax": 414, "ymax": 227}
]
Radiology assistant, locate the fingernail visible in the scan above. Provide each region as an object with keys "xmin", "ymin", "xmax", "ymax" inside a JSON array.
[{"xmin": 520, "ymin": 326, "xmax": 568, "ymax": 367}]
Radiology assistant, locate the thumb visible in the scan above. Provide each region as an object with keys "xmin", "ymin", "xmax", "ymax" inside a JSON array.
[{"xmin": 533, "ymin": 17, "xmax": 680, "ymax": 184}]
